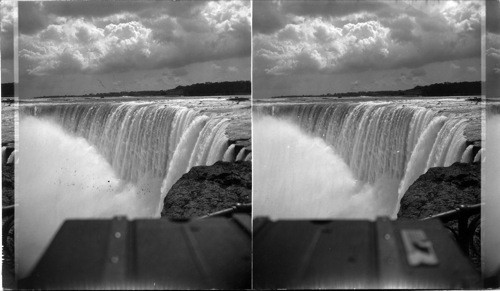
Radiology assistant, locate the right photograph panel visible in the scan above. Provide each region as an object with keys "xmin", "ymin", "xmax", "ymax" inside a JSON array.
[
  {"xmin": 484, "ymin": 0, "xmax": 500, "ymax": 288},
  {"xmin": 252, "ymin": 0, "xmax": 483, "ymax": 288}
]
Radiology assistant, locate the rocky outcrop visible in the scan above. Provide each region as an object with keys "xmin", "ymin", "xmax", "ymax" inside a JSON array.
[
  {"xmin": 464, "ymin": 121, "xmax": 481, "ymax": 148},
  {"xmin": 2, "ymin": 143, "xmax": 15, "ymax": 166},
  {"xmin": 226, "ymin": 117, "xmax": 252, "ymax": 151},
  {"xmin": 161, "ymin": 161, "xmax": 251, "ymax": 219},
  {"xmin": 2, "ymin": 163, "xmax": 14, "ymax": 206},
  {"xmin": 2, "ymin": 155, "xmax": 15, "ymax": 288},
  {"xmin": 397, "ymin": 162, "xmax": 480, "ymax": 219}
]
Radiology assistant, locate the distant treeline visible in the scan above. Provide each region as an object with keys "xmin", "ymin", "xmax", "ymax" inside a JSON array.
[
  {"xmin": 31, "ymin": 80, "xmax": 251, "ymax": 98},
  {"xmin": 412, "ymin": 81, "xmax": 481, "ymax": 96},
  {"xmin": 275, "ymin": 81, "xmax": 482, "ymax": 98},
  {"xmin": 176, "ymin": 81, "xmax": 251, "ymax": 96},
  {"xmin": 1, "ymin": 83, "xmax": 14, "ymax": 97}
]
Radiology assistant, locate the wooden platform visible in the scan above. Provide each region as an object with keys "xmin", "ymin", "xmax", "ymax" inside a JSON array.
[
  {"xmin": 254, "ymin": 217, "xmax": 481, "ymax": 289},
  {"xmin": 20, "ymin": 215, "xmax": 251, "ymax": 289}
]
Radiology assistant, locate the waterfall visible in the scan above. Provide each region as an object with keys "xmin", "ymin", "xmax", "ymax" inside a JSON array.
[
  {"xmin": 159, "ymin": 117, "xmax": 230, "ymax": 215},
  {"xmin": 6, "ymin": 150, "xmax": 16, "ymax": 164},
  {"xmin": 235, "ymin": 147, "xmax": 247, "ymax": 161},
  {"xmin": 255, "ymin": 101, "xmax": 471, "ymax": 219},
  {"xmin": 2, "ymin": 146, "xmax": 6, "ymax": 164},
  {"xmin": 461, "ymin": 145, "xmax": 474, "ymax": 163},
  {"xmin": 22, "ymin": 102, "xmax": 231, "ymax": 217},
  {"xmin": 396, "ymin": 117, "xmax": 469, "ymax": 214},
  {"xmin": 223, "ymin": 144, "xmax": 237, "ymax": 162},
  {"xmin": 473, "ymin": 148, "xmax": 483, "ymax": 163},
  {"xmin": 258, "ymin": 103, "xmax": 440, "ymax": 185}
]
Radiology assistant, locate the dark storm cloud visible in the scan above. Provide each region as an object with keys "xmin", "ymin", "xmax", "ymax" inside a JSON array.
[
  {"xmin": 253, "ymin": 0, "xmax": 389, "ymax": 35},
  {"xmin": 386, "ymin": 16, "xmax": 419, "ymax": 44},
  {"xmin": 18, "ymin": 2, "xmax": 49, "ymax": 35},
  {"xmin": 19, "ymin": 0, "xmax": 251, "ymax": 76},
  {"xmin": 1, "ymin": 0, "xmax": 14, "ymax": 60},
  {"xmin": 19, "ymin": 1, "xmax": 207, "ymax": 35},
  {"xmin": 486, "ymin": 1, "xmax": 500, "ymax": 97},
  {"xmin": 43, "ymin": 0, "xmax": 206, "ymax": 20},
  {"xmin": 486, "ymin": 0, "xmax": 500, "ymax": 34},
  {"xmin": 487, "ymin": 33, "xmax": 500, "ymax": 97},
  {"xmin": 282, "ymin": 0, "xmax": 389, "ymax": 18},
  {"xmin": 1, "ymin": 0, "xmax": 15, "ymax": 83},
  {"xmin": 253, "ymin": 0, "xmax": 286, "ymax": 34}
]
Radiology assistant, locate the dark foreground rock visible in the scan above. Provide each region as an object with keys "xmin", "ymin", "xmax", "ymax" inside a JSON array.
[
  {"xmin": 464, "ymin": 121, "xmax": 481, "ymax": 148},
  {"xmin": 2, "ymin": 163, "xmax": 14, "ymax": 206},
  {"xmin": 397, "ymin": 162, "xmax": 481, "ymax": 270},
  {"xmin": 397, "ymin": 162, "xmax": 480, "ymax": 219},
  {"xmin": 161, "ymin": 161, "xmax": 251, "ymax": 219},
  {"xmin": 2, "ymin": 161, "xmax": 15, "ymax": 288}
]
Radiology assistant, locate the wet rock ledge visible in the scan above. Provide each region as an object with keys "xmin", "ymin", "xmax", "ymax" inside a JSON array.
[
  {"xmin": 161, "ymin": 161, "xmax": 251, "ymax": 219},
  {"xmin": 397, "ymin": 162, "xmax": 480, "ymax": 219},
  {"xmin": 2, "ymin": 143, "xmax": 16, "ymax": 289}
]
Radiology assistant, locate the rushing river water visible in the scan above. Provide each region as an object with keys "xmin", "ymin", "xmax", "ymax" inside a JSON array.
[{"xmin": 253, "ymin": 97, "xmax": 481, "ymax": 220}]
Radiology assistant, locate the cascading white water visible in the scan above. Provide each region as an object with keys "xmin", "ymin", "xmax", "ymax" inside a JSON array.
[
  {"xmin": 6, "ymin": 150, "xmax": 16, "ymax": 164},
  {"xmin": 23, "ymin": 102, "xmax": 231, "ymax": 200},
  {"xmin": 158, "ymin": 117, "xmax": 230, "ymax": 215},
  {"xmin": 2, "ymin": 146, "xmax": 6, "ymax": 164},
  {"xmin": 223, "ymin": 144, "xmax": 237, "ymax": 162},
  {"xmin": 254, "ymin": 116, "xmax": 396, "ymax": 219},
  {"xmin": 260, "ymin": 103, "xmax": 440, "ymax": 185},
  {"xmin": 473, "ymin": 148, "xmax": 483, "ymax": 162},
  {"xmin": 26, "ymin": 103, "xmax": 199, "ymax": 183},
  {"xmin": 255, "ymin": 101, "xmax": 472, "ymax": 219},
  {"xmin": 461, "ymin": 145, "xmax": 474, "ymax": 163},
  {"xmin": 17, "ymin": 101, "xmax": 232, "ymax": 277},
  {"xmin": 235, "ymin": 147, "xmax": 246, "ymax": 161}
]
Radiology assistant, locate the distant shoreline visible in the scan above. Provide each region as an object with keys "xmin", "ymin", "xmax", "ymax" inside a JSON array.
[
  {"xmin": 270, "ymin": 81, "xmax": 481, "ymax": 99},
  {"xmin": 1, "ymin": 80, "xmax": 251, "ymax": 99}
]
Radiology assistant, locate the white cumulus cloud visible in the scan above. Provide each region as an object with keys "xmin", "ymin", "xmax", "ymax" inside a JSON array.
[
  {"xmin": 19, "ymin": 0, "xmax": 250, "ymax": 76},
  {"xmin": 254, "ymin": 0, "xmax": 482, "ymax": 76}
]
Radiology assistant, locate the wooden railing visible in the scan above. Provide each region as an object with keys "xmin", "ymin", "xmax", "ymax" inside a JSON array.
[
  {"xmin": 198, "ymin": 203, "xmax": 251, "ymax": 219},
  {"xmin": 422, "ymin": 203, "xmax": 481, "ymax": 256}
]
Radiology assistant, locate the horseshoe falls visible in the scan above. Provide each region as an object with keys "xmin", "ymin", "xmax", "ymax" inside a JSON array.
[
  {"xmin": 16, "ymin": 100, "xmax": 246, "ymax": 278},
  {"xmin": 254, "ymin": 100, "xmax": 476, "ymax": 220}
]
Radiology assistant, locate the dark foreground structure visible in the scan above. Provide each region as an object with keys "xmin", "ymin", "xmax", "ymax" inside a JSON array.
[
  {"xmin": 254, "ymin": 217, "xmax": 481, "ymax": 289},
  {"xmin": 19, "ymin": 214, "xmax": 251, "ymax": 289}
]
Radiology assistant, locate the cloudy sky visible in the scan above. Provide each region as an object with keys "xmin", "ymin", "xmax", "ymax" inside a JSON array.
[
  {"xmin": 253, "ymin": 0, "xmax": 483, "ymax": 98},
  {"xmin": 487, "ymin": 0, "xmax": 500, "ymax": 98},
  {"xmin": 17, "ymin": 0, "xmax": 250, "ymax": 98},
  {"xmin": 1, "ymin": 0, "xmax": 15, "ymax": 84}
]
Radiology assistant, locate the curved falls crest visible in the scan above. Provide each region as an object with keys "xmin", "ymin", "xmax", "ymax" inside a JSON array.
[
  {"xmin": 255, "ymin": 102, "xmax": 471, "ymax": 219},
  {"xmin": 22, "ymin": 102, "xmax": 232, "ymax": 216},
  {"xmin": 22, "ymin": 101, "xmax": 471, "ymax": 220}
]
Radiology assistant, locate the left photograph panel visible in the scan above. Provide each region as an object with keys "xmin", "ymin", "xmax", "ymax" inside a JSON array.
[{"xmin": 3, "ymin": 0, "xmax": 252, "ymax": 289}]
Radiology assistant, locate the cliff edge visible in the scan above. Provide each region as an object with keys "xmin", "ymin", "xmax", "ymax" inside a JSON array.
[
  {"xmin": 161, "ymin": 161, "xmax": 251, "ymax": 219},
  {"xmin": 397, "ymin": 162, "xmax": 480, "ymax": 219}
]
